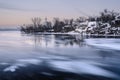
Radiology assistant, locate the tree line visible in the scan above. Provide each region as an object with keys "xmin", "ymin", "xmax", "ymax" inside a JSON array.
[
  {"xmin": 21, "ymin": 9, "xmax": 120, "ymax": 34},
  {"xmin": 21, "ymin": 17, "xmax": 76, "ymax": 33}
]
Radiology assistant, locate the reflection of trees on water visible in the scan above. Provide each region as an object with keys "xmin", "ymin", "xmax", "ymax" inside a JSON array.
[
  {"xmin": 31, "ymin": 34, "xmax": 85, "ymax": 47},
  {"xmin": 54, "ymin": 34, "xmax": 85, "ymax": 47},
  {"xmin": 33, "ymin": 35, "xmax": 53, "ymax": 48}
]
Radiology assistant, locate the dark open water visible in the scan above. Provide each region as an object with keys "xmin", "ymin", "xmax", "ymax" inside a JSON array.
[{"xmin": 0, "ymin": 31, "xmax": 120, "ymax": 80}]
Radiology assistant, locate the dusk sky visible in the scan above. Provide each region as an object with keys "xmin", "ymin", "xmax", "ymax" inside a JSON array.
[{"xmin": 0, "ymin": 0, "xmax": 120, "ymax": 26}]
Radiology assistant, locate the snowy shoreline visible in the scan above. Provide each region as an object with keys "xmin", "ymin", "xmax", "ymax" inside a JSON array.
[{"xmin": 24, "ymin": 32, "xmax": 120, "ymax": 37}]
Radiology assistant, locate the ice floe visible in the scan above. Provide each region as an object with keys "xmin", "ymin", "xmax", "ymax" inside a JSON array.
[
  {"xmin": 85, "ymin": 39, "xmax": 120, "ymax": 50},
  {"xmin": 4, "ymin": 63, "xmax": 26, "ymax": 72},
  {"xmin": 17, "ymin": 59, "xmax": 41, "ymax": 65},
  {"xmin": 4, "ymin": 59, "xmax": 41, "ymax": 72}
]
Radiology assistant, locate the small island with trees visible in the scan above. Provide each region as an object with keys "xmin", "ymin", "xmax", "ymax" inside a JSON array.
[{"xmin": 21, "ymin": 9, "xmax": 120, "ymax": 36}]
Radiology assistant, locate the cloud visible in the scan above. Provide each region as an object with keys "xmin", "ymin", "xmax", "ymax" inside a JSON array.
[
  {"xmin": 0, "ymin": 2, "xmax": 43, "ymax": 12},
  {"xmin": 0, "ymin": 3, "xmax": 27, "ymax": 11}
]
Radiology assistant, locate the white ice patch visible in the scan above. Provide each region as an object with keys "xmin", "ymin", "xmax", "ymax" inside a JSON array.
[
  {"xmin": 17, "ymin": 59, "xmax": 41, "ymax": 65},
  {"xmin": 49, "ymin": 61, "xmax": 118, "ymax": 78},
  {"xmin": 0, "ymin": 62, "xmax": 9, "ymax": 65},
  {"xmin": 41, "ymin": 72, "xmax": 54, "ymax": 76},
  {"xmin": 85, "ymin": 39, "xmax": 120, "ymax": 50},
  {"xmin": 4, "ymin": 59, "xmax": 41, "ymax": 72},
  {"xmin": 38, "ymin": 55, "xmax": 70, "ymax": 61},
  {"xmin": 4, "ymin": 63, "xmax": 26, "ymax": 72},
  {"xmin": 4, "ymin": 65, "xmax": 17, "ymax": 72}
]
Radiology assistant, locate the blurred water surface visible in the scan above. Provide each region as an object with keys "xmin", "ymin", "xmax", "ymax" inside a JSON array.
[{"xmin": 0, "ymin": 31, "xmax": 120, "ymax": 80}]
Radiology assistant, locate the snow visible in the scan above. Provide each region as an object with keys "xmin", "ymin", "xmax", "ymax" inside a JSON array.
[
  {"xmin": 75, "ymin": 29, "xmax": 82, "ymax": 33},
  {"xmin": 115, "ymin": 15, "xmax": 120, "ymax": 20},
  {"xmin": 101, "ymin": 23, "xmax": 111, "ymax": 28},
  {"xmin": 88, "ymin": 21, "xmax": 98, "ymax": 28},
  {"xmin": 85, "ymin": 39, "xmax": 120, "ymax": 50},
  {"xmin": 36, "ymin": 32, "xmax": 80, "ymax": 35},
  {"xmin": 79, "ymin": 21, "xmax": 88, "ymax": 25},
  {"xmin": 67, "ymin": 31, "xmax": 80, "ymax": 34}
]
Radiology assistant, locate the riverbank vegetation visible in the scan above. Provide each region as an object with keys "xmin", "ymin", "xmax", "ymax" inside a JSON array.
[{"xmin": 21, "ymin": 9, "xmax": 120, "ymax": 35}]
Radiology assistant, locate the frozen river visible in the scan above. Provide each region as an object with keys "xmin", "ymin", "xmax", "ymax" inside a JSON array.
[{"xmin": 0, "ymin": 31, "xmax": 120, "ymax": 80}]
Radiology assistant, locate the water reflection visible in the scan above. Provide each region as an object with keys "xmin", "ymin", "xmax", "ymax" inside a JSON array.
[{"xmin": 28, "ymin": 34, "xmax": 85, "ymax": 48}]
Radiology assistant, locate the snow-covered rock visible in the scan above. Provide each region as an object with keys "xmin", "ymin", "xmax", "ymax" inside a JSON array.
[{"xmin": 88, "ymin": 21, "xmax": 98, "ymax": 28}]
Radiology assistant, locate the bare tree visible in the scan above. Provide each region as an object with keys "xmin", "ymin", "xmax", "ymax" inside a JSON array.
[
  {"xmin": 31, "ymin": 17, "xmax": 41, "ymax": 27},
  {"xmin": 64, "ymin": 19, "xmax": 69, "ymax": 25},
  {"xmin": 70, "ymin": 19, "xmax": 74, "ymax": 27},
  {"xmin": 100, "ymin": 9, "xmax": 119, "ymax": 23}
]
